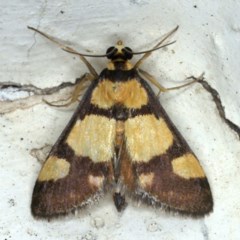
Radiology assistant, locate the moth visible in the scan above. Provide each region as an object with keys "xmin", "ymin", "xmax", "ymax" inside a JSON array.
[{"xmin": 28, "ymin": 26, "xmax": 213, "ymax": 218}]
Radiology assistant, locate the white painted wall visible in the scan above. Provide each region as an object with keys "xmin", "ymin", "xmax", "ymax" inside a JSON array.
[{"xmin": 1, "ymin": 1, "xmax": 240, "ymax": 239}]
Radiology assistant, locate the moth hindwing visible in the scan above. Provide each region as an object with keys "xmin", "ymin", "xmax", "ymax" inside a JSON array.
[{"xmin": 30, "ymin": 28, "xmax": 213, "ymax": 218}]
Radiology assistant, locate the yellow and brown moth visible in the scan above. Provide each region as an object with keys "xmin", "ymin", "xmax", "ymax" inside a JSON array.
[{"xmin": 28, "ymin": 26, "xmax": 213, "ymax": 218}]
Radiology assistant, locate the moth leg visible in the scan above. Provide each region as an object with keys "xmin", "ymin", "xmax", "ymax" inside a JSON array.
[
  {"xmin": 134, "ymin": 26, "xmax": 179, "ymax": 68},
  {"xmin": 28, "ymin": 26, "xmax": 98, "ymax": 77},
  {"xmin": 138, "ymin": 69, "xmax": 204, "ymax": 95},
  {"xmin": 43, "ymin": 73, "xmax": 95, "ymax": 107}
]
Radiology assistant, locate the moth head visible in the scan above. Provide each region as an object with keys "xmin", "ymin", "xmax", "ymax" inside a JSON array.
[{"xmin": 106, "ymin": 40, "xmax": 133, "ymax": 61}]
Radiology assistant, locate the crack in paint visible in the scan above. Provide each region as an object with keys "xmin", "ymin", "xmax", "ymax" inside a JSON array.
[
  {"xmin": 200, "ymin": 220, "xmax": 209, "ymax": 240},
  {"xmin": 198, "ymin": 80, "xmax": 240, "ymax": 139},
  {"xmin": 0, "ymin": 77, "xmax": 80, "ymax": 96},
  {"xmin": 30, "ymin": 144, "xmax": 52, "ymax": 164},
  {"xmin": 0, "ymin": 74, "xmax": 90, "ymax": 114},
  {"xmin": 0, "ymin": 73, "xmax": 88, "ymax": 95},
  {"xmin": 27, "ymin": 0, "xmax": 48, "ymax": 56}
]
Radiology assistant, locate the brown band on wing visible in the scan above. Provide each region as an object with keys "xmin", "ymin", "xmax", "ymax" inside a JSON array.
[
  {"xmin": 99, "ymin": 68, "xmax": 136, "ymax": 82},
  {"xmin": 51, "ymin": 142, "xmax": 75, "ymax": 162},
  {"xmin": 130, "ymin": 140, "xmax": 185, "ymax": 168},
  {"xmin": 83, "ymin": 103, "xmax": 155, "ymax": 120},
  {"xmin": 134, "ymin": 155, "xmax": 213, "ymax": 215},
  {"xmin": 32, "ymin": 156, "xmax": 113, "ymax": 217}
]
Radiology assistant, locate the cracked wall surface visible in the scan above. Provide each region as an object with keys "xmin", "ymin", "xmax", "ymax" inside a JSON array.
[{"xmin": 1, "ymin": 1, "xmax": 240, "ymax": 240}]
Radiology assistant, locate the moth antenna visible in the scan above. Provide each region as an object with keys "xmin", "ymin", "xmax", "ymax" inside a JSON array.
[
  {"xmin": 27, "ymin": 26, "xmax": 101, "ymax": 77},
  {"xmin": 62, "ymin": 47, "xmax": 115, "ymax": 58},
  {"xmin": 134, "ymin": 25, "xmax": 179, "ymax": 68},
  {"xmin": 125, "ymin": 41, "xmax": 176, "ymax": 55}
]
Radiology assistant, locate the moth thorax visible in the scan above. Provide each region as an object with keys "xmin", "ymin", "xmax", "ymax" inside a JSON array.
[{"xmin": 107, "ymin": 61, "xmax": 133, "ymax": 70}]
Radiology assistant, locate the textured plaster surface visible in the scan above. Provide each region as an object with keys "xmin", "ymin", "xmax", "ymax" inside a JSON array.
[{"xmin": 1, "ymin": 1, "xmax": 240, "ymax": 240}]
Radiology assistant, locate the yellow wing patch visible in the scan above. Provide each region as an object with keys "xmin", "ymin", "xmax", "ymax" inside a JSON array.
[
  {"xmin": 125, "ymin": 115, "xmax": 174, "ymax": 162},
  {"xmin": 66, "ymin": 115, "xmax": 116, "ymax": 162},
  {"xmin": 172, "ymin": 153, "xmax": 205, "ymax": 179},
  {"xmin": 91, "ymin": 79, "xmax": 148, "ymax": 109},
  {"xmin": 139, "ymin": 173, "xmax": 154, "ymax": 188},
  {"xmin": 88, "ymin": 175, "xmax": 104, "ymax": 188},
  {"xmin": 38, "ymin": 156, "xmax": 70, "ymax": 182}
]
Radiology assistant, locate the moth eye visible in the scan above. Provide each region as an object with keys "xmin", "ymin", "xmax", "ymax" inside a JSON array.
[
  {"xmin": 106, "ymin": 47, "xmax": 117, "ymax": 59},
  {"xmin": 124, "ymin": 47, "xmax": 132, "ymax": 53},
  {"xmin": 122, "ymin": 47, "xmax": 133, "ymax": 60},
  {"xmin": 106, "ymin": 46, "xmax": 114, "ymax": 54}
]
